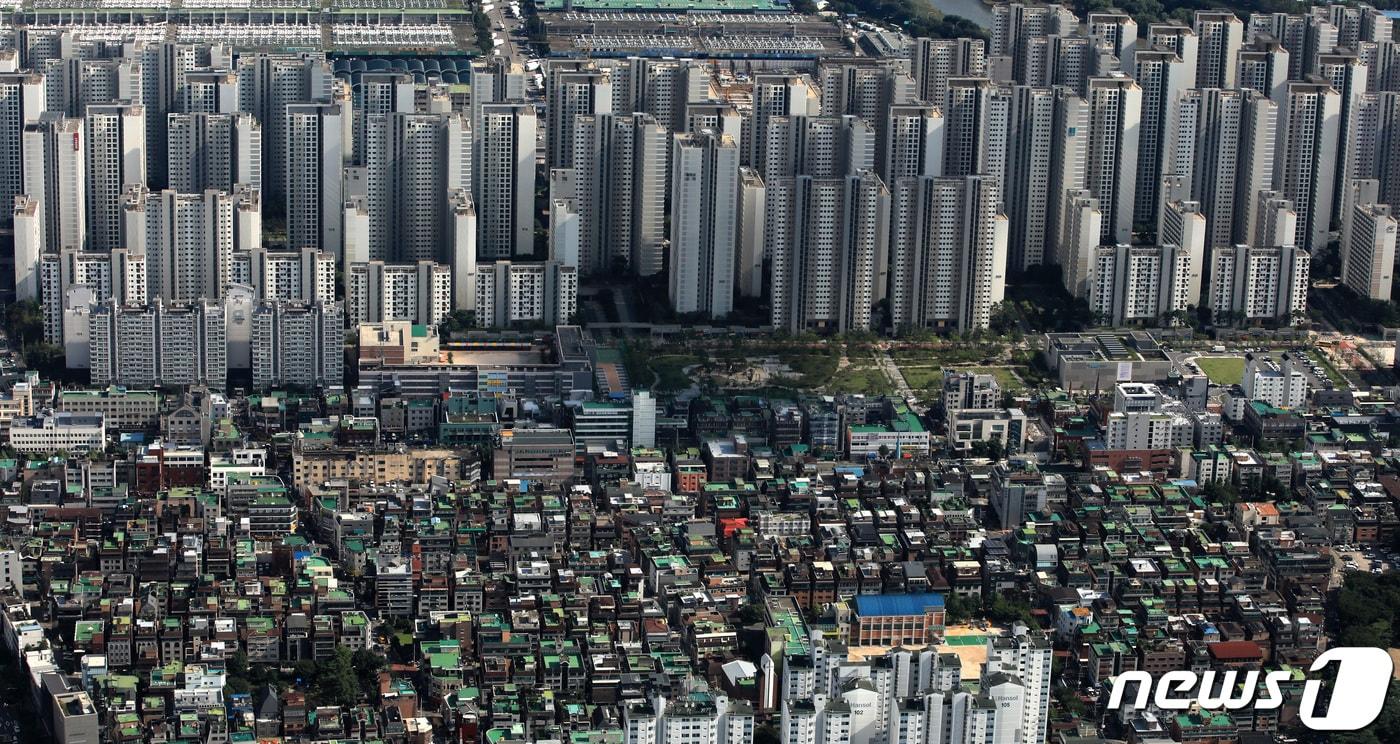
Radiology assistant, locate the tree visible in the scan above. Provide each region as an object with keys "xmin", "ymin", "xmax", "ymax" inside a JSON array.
[
  {"xmin": 312, "ymin": 647, "xmax": 360, "ymax": 707},
  {"xmin": 351, "ymin": 649, "xmax": 386, "ymax": 697}
]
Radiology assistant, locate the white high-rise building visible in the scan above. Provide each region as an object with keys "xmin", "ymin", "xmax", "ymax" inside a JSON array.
[
  {"xmin": 567, "ymin": 112, "xmax": 668, "ymax": 276},
  {"xmin": 889, "ymin": 175, "xmax": 1008, "ymax": 332},
  {"xmin": 84, "ymin": 103, "xmax": 145, "ymax": 252},
  {"xmin": 19, "ymin": 114, "xmax": 86, "ymax": 253},
  {"xmin": 1207, "ymin": 244, "xmax": 1310, "ymax": 323},
  {"xmin": 285, "ymin": 102, "xmax": 344, "ymax": 255},
  {"xmin": 1146, "ymin": 22, "xmax": 1199, "ymax": 88},
  {"xmin": 1354, "ymin": 91, "xmax": 1400, "ymax": 207},
  {"xmin": 250, "ymin": 300, "xmax": 344, "ymax": 388},
  {"xmin": 883, "ymin": 104, "xmax": 943, "ymax": 184},
  {"xmin": 669, "ymin": 130, "xmax": 739, "ymax": 319},
  {"xmin": 1243, "ymin": 356, "xmax": 1308, "ymax": 408},
  {"xmin": 0, "ymin": 71, "xmax": 47, "ymax": 231},
  {"xmin": 242, "ymin": 246, "xmax": 336, "ymax": 303},
  {"xmin": 236, "ymin": 53, "xmax": 332, "ymax": 205},
  {"xmin": 166, "ymin": 111, "xmax": 262, "ymax": 193},
  {"xmin": 1058, "ymin": 190, "xmax": 1104, "ymax": 298},
  {"xmin": 1317, "ymin": 50, "xmax": 1369, "ymax": 226},
  {"xmin": 1237, "ymin": 37, "xmax": 1290, "ymax": 103},
  {"xmin": 42, "ymin": 57, "xmax": 140, "ymax": 118},
  {"xmin": 769, "ymin": 171, "xmax": 890, "ymax": 333},
  {"xmin": 736, "ymin": 167, "xmax": 767, "ymax": 299},
  {"xmin": 911, "ymin": 37, "xmax": 986, "ymax": 109},
  {"xmin": 545, "ymin": 62, "xmax": 613, "ymax": 170},
  {"xmin": 1194, "ymin": 10, "xmax": 1244, "ymax": 88},
  {"xmin": 346, "ymin": 260, "xmax": 452, "ymax": 327},
  {"xmin": 1088, "ymin": 243, "xmax": 1193, "ymax": 325},
  {"xmin": 748, "ymin": 74, "xmax": 820, "ymax": 174},
  {"xmin": 761, "ymin": 115, "xmax": 876, "ymax": 182},
  {"xmin": 122, "ymin": 187, "xmax": 260, "ymax": 303},
  {"xmin": 1167, "ymin": 88, "xmax": 1277, "ymax": 247},
  {"xmin": 359, "ymin": 111, "xmax": 471, "ymax": 262},
  {"xmin": 350, "ymin": 72, "xmax": 415, "ymax": 165},
  {"xmin": 1084, "ymin": 74, "xmax": 1142, "ymax": 244},
  {"xmin": 984, "ymin": 625, "xmax": 1052, "ymax": 744},
  {"xmin": 1277, "ymin": 80, "xmax": 1341, "ymax": 253},
  {"xmin": 1158, "ymin": 200, "xmax": 1208, "ymax": 303},
  {"xmin": 942, "ymin": 77, "xmax": 1007, "ymax": 181},
  {"xmin": 631, "ymin": 390, "xmax": 656, "ymax": 448},
  {"xmin": 1341, "ymin": 199, "xmax": 1398, "ymax": 300},
  {"xmin": 990, "ymin": 2, "xmax": 1079, "ymax": 83},
  {"xmin": 1001, "ymin": 86, "xmax": 1055, "ymax": 270},
  {"xmin": 1089, "ymin": 10, "xmax": 1139, "ymax": 64},
  {"xmin": 474, "ymin": 261, "xmax": 578, "ymax": 329},
  {"xmin": 476, "ymin": 101, "xmax": 537, "ymax": 259},
  {"xmin": 179, "ymin": 70, "xmax": 240, "ymax": 114},
  {"xmin": 88, "ymin": 298, "xmax": 227, "ymax": 388},
  {"xmin": 40, "ymin": 249, "xmax": 146, "ymax": 349},
  {"xmin": 1131, "ymin": 49, "xmax": 1189, "ymax": 226}
]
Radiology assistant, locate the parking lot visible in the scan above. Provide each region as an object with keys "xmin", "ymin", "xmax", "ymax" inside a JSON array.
[{"xmin": 1336, "ymin": 545, "xmax": 1397, "ymax": 577}]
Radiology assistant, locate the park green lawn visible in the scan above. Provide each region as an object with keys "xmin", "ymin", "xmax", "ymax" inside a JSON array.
[{"xmin": 1195, "ymin": 356, "xmax": 1245, "ymax": 385}]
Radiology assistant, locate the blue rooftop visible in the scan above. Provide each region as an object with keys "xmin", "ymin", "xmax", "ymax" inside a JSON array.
[{"xmin": 853, "ymin": 593, "xmax": 945, "ymax": 616}]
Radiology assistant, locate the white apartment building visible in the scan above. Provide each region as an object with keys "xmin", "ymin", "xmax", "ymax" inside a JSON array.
[
  {"xmin": 347, "ymin": 260, "xmax": 452, "ymax": 327},
  {"xmin": 669, "ymin": 130, "xmax": 739, "ymax": 319},
  {"xmin": 769, "ymin": 171, "xmax": 890, "ymax": 333},
  {"xmin": 123, "ymin": 187, "xmax": 260, "ymax": 303},
  {"xmin": 1278, "ymin": 80, "xmax": 1341, "ymax": 252},
  {"xmin": 358, "ymin": 111, "xmax": 471, "ymax": 263},
  {"xmin": 1088, "ymin": 243, "xmax": 1193, "ymax": 326},
  {"xmin": 475, "ymin": 101, "xmax": 537, "ymax": 259},
  {"xmin": 1207, "ymin": 244, "xmax": 1310, "ymax": 322},
  {"xmin": 84, "ymin": 103, "xmax": 145, "ymax": 252},
  {"xmin": 1242, "ymin": 356, "xmax": 1308, "ymax": 408},
  {"xmin": 474, "ymin": 260, "xmax": 578, "ymax": 328},
  {"xmin": 1132, "ymin": 49, "xmax": 1191, "ymax": 226},
  {"xmin": 9, "ymin": 411, "xmax": 106, "ymax": 454},
  {"xmin": 1341, "ymin": 198, "xmax": 1398, "ymax": 301},
  {"xmin": 284, "ymin": 102, "xmax": 344, "ymax": 254},
  {"xmin": 564, "ymin": 112, "xmax": 668, "ymax": 277},
  {"xmin": 18, "ymin": 114, "xmax": 85, "ymax": 255},
  {"xmin": 1084, "ymin": 74, "xmax": 1142, "ymax": 244},
  {"xmin": 88, "ymin": 299, "xmax": 226, "ymax": 388},
  {"xmin": 1194, "ymin": 10, "xmax": 1244, "ymax": 88},
  {"xmin": 910, "ymin": 37, "xmax": 985, "ymax": 110},
  {"xmin": 250, "ymin": 300, "xmax": 345, "ymax": 388},
  {"xmin": 238, "ymin": 246, "xmax": 336, "ymax": 303},
  {"xmin": 889, "ymin": 175, "xmax": 1007, "ymax": 332},
  {"xmin": 166, "ymin": 111, "xmax": 261, "ymax": 193}
]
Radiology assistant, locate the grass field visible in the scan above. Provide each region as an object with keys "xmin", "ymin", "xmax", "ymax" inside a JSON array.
[
  {"xmin": 1195, "ymin": 356, "xmax": 1245, "ymax": 385},
  {"xmin": 827, "ymin": 357, "xmax": 892, "ymax": 395}
]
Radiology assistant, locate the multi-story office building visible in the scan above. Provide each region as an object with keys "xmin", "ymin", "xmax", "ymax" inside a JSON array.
[
  {"xmin": 250, "ymin": 300, "xmax": 344, "ymax": 388},
  {"xmin": 474, "ymin": 261, "xmax": 578, "ymax": 329},
  {"xmin": 889, "ymin": 175, "xmax": 1007, "ymax": 332},
  {"xmin": 346, "ymin": 260, "xmax": 452, "ymax": 327},
  {"xmin": 9, "ymin": 411, "xmax": 106, "ymax": 454},
  {"xmin": 166, "ymin": 111, "xmax": 262, "ymax": 193},
  {"xmin": 669, "ymin": 130, "xmax": 739, "ymax": 319}
]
